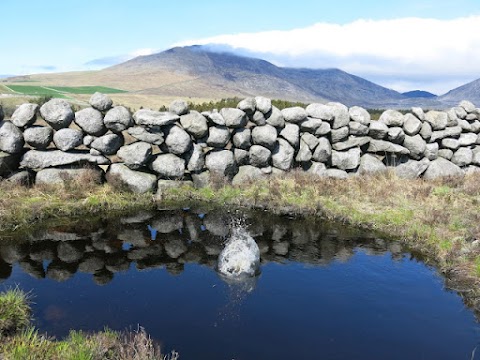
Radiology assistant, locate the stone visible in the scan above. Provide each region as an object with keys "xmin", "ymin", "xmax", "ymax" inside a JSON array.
[
  {"xmin": 133, "ymin": 109, "xmax": 179, "ymax": 127},
  {"xmin": 387, "ymin": 127, "xmax": 405, "ymax": 144},
  {"xmin": 39, "ymin": 98, "xmax": 74, "ymax": 130},
  {"xmin": 53, "ymin": 128, "xmax": 83, "ymax": 151},
  {"xmin": 438, "ymin": 149, "xmax": 454, "ymax": 160},
  {"xmin": 117, "ymin": 142, "xmax": 152, "ymax": 169},
  {"xmin": 325, "ymin": 168, "xmax": 349, "ymax": 179},
  {"xmin": 446, "ymin": 109, "xmax": 459, "ymax": 127},
  {"xmin": 127, "ymin": 126, "xmax": 164, "ymax": 145},
  {"xmin": 403, "ymin": 135, "xmax": 426, "ymax": 160},
  {"xmin": 308, "ymin": 162, "xmax": 327, "ymax": 176},
  {"xmin": 349, "ymin": 106, "xmax": 370, "ymax": 125},
  {"xmin": 74, "ymin": 107, "xmax": 107, "ymax": 136},
  {"xmin": 368, "ymin": 121, "xmax": 388, "ymax": 140},
  {"xmin": 441, "ymin": 138, "xmax": 460, "ymax": 150},
  {"xmin": 205, "ymin": 150, "xmax": 237, "ymax": 177},
  {"xmin": 11, "ymin": 103, "xmax": 38, "ymax": 127},
  {"xmin": 473, "ymin": 148, "xmax": 480, "ymax": 166},
  {"xmin": 6, "ymin": 170, "xmax": 34, "ymax": 186},
  {"xmin": 279, "ymin": 123, "xmax": 300, "ymax": 147},
  {"xmin": 207, "ymin": 125, "xmax": 230, "ymax": 148},
  {"xmin": 451, "ymin": 147, "xmax": 473, "ymax": 167},
  {"xmin": 187, "ymin": 144, "xmax": 205, "ymax": 172},
  {"xmin": 315, "ymin": 121, "xmax": 331, "ymax": 136},
  {"xmin": 471, "ymin": 121, "xmax": 480, "ymax": 133},
  {"xmin": 150, "ymin": 153, "xmax": 185, "ymax": 179},
  {"xmin": 419, "ymin": 122, "xmax": 433, "ymax": 141},
  {"xmin": 430, "ymin": 126, "xmax": 462, "ymax": 142},
  {"xmin": 165, "ymin": 126, "xmax": 192, "ymax": 155},
  {"xmin": 411, "ymin": 107, "xmax": 426, "ymax": 121},
  {"xmin": 301, "ymin": 133, "xmax": 319, "ymax": 150},
  {"xmin": 191, "ymin": 171, "xmax": 210, "ymax": 188},
  {"xmin": 312, "ymin": 137, "xmax": 332, "ymax": 163},
  {"xmin": 232, "ymin": 165, "xmax": 265, "ymax": 185},
  {"xmin": 251, "ymin": 111, "xmax": 266, "ymax": 126},
  {"xmin": 104, "ymin": 106, "xmax": 133, "ymax": 132},
  {"xmin": 368, "ymin": 140, "xmax": 410, "ymax": 155},
  {"xmin": 379, "ymin": 110, "xmax": 404, "ymax": 127},
  {"xmin": 403, "ymin": 114, "xmax": 422, "ymax": 136},
  {"xmin": 23, "ymin": 126, "xmax": 53, "ymax": 149},
  {"xmin": 459, "ymin": 133, "xmax": 478, "ymax": 146},
  {"xmin": 232, "ymin": 128, "xmax": 251, "ymax": 149},
  {"xmin": 349, "ymin": 122, "xmax": 369, "ymax": 136},
  {"xmin": 425, "ymin": 111, "xmax": 448, "ymax": 130},
  {"xmin": 252, "ymin": 124, "xmax": 277, "ymax": 150},
  {"xmin": 458, "ymin": 119, "xmax": 472, "ymax": 132},
  {"xmin": 454, "ymin": 106, "xmax": 468, "ymax": 119},
  {"xmin": 36, "ymin": 166, "xmax": 103, "ymax": 186},
  {"xmin": 220, "ymin": 108, "xmax": 247, "ymax": 128},
  {"xmin": 180, "ymin": 111, "xmax": 208, "ymax": 138},
  {"xmin": 300, "ymin": 117, "xmax": 324, "ymax": 133},
  {"xmin": 395, "ymin": 160, "xmax": 429, "ymax": 179},
  {"xmin": 281, "ymin": 107, "xmax": 307, "ymax": 123},
  {"xmin": 424, "ymin": 143, "xmax": 439, "ymax": 160},
  {"xmin": 89, "ymin": 92, "xmax": 112, "ymax": 111},
  {"xmin": 358, "ymin": 154, "xmax": 386, "ymax": 175},
  {"xmin": 249, "ymin": 145, "xmax": 271, "ymax": 167},
  {"xmin": 21, "ymin": 150, "xmax": 108, "ymax": 169},
  {"xmin": 272, "ymin": 138, "xmax": 295, "ymax": 171},
  {"xmin": 266, "ymin": 106, "xmax": 285, "ymax": 128},
  {"xmin": 306, "ymin": 103, "xmax": 334, "ymax": 120},
  {"xmin": 237, "ymin": 98, "xmax": 256, "ymax": 115},
  {"xmin": 255, "ymin": 96, "xmax": 272, "ymax": 114},
  {"xmin": 206, "ymin": 111, "xmax": 226, "ymax": 126},
  {"xmin": 234, "ymin": 148, "xmax": 249, "ymax": 166},
  {"xmin": 332, "ymin": 136, "xmax": 370, "ymax": 151},
  {"xmin": 331, "ymin": 126, "xmax": 349, "ymax": 143},
  {"xmin": 296, "ymin": 139, "xmax": 312, "ymax": 162},
  {"xmin": 91, "ymin": 133, "xmax": 123, "ymax": 155},
  {"xmin": 331, "ymin": 148, "xmax": 361, "ymax": 170},
  {"xmin": 106, "ymin": 163, "xmax": 157, "ymax": 193},
  {"xmin": 460, "ymin": 100, "xmax": 476, "ymax": 113},
  {"xmin": 169, "ymin": 99, "xmax": 189, "ymax": 115},
  {"xmin": 0, "ymin": 152, "xmax": 21, "ymax": 177},
  {"xmin": 423, "ymin": 158, "xmax": 464, "ymax": 180},
  {"xmin": 328, "ymin": 102, "xmax": 350, "ymax": 129},
  {"xmin": 0, "ymin": 121, "xmax": 24, "ymax": 154}
]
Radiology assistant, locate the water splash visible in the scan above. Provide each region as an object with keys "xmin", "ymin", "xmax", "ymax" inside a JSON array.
[{"xmin": 217, "ymin": 226, "xmax": 260, "ymax": 279}]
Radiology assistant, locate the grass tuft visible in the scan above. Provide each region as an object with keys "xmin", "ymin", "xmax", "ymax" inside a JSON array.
[{"xmin": 0, "ymin": 287, "xmax": 31, "ymax": 336}]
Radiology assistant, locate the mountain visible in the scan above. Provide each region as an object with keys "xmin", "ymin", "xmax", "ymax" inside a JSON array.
[
  {"xmin": 439, "ymin": 78, "xmax": 480, "ymax": 106},
  {"xmin": 402, "ymin": 90, "xmax": 437, "ymax": 98},
  {"xmin": 104, "ymin": 46, "xmax": 418, "ymax": 107}
]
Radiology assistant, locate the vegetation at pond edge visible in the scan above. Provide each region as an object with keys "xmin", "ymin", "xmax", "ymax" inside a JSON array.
[{"xmin": 0, "ymin": 289, "xmax": 177, "ymax": 360}]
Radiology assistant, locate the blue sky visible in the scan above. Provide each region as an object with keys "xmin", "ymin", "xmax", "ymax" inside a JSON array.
[{"xmin": 2, "ymin": 0, "xmax": 480, "ymax": 93}]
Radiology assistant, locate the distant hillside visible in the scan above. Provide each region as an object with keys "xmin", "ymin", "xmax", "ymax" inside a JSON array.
[
  {"xmin": 439, "ymin": 78, "xmax": 480, "ymax": 106},
  {"xmin": 402, "ymin": 90, "xmax": 437, "ymax": 98}
]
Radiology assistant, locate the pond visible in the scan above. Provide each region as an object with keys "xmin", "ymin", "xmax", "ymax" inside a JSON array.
[{"xmin": 1, "ymin": 208, "xmax": 479, "ymax": 360}]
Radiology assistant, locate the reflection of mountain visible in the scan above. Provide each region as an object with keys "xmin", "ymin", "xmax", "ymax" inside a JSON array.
[{"xmin": 0, "ymin": 209, "xmax": 403, "ymax": 285}]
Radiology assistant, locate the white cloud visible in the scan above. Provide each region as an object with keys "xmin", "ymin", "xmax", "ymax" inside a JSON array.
[
  {"xmin": 128, "ymin": 48, "xmax": 157, "ymax": 57},
  {"xmin": 175, "ymin": 16, "xmax": 480, "ymax": 94}
]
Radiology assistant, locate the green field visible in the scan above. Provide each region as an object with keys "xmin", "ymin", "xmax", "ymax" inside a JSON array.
[
  {"xmin": 47, "ymin": 86, "xmax": 127, "ymax": 94},
  {"xmin": 5, "ymin": 85, "xmax": 66, "ymax": 97},
  {"xmin": 4, "ymin": 85, "xmax": 127, "ymax": 97}
]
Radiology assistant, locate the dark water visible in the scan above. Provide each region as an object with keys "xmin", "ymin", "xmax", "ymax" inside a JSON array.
[{"xmin": 1, "ymin": 209, "xmax": 479, "ymax": 360}]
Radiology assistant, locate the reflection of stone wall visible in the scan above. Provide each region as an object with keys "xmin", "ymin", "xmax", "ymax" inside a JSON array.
[
  {"xmin": 0, "ymin": 209, "xmax": 403, "ymax": 285},
  {"xmin": 2, "ymin": 93, "xmax": 479, "ymax": 192}
]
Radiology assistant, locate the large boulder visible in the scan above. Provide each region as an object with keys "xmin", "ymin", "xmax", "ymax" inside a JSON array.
[
  {"xmin": 402, "ymin": 114, "xmax": 422, "ymax": 136},
  {"xmin": 423, "ymin": 158, "xmax": 464, "ymax": 180},
  {"xmin": 0, "ymin": 121, "xmax": 24, "ymax": 154},
  {"xmin": 332, "ymin": 136, "xmax": 370, "ymax": 151},
  {"xmin": 104, "ymin": 106, "xmax": 133, "ymax": 132},
  {"xmin": 11, "ymin": 103, "xmax": 38, "ymax": 128},
  {"xmin": 169, "ymin": 99, "xmax": 189, "ymax": 116},
  {"xmin": 133, "ymin": 109, "xmax": 179, "ymax": 127},
  {"xmin": 150, "ymin": 153, "xmax": 185, "ymax": 179},
  {"xmin": 36, "ymin": 166, "xmax": 103, "ymax": 186},
  {"xmin": 232, "ymin": 165, "xmax": 265, "ymax": 185},
  {"xmin": 205, "ymin": 150, "xmax": 237, "ymax": 177},
  {"xmin": 460, "ymin": 100, "xmax": 476, "ymax": 113},
  {"xmin": 279, "ymin": 123, "xmax": 300, "ymax": 148},
  {"xmin": 425, "ymin": 111, "xmax": 448, "ymax": 130},
  {"xmin": 127, "ymin": 126, "xmax": 164, "ymax": 145},
  {"xmin": 106, "ymin": 163, "xmax": 157, "ymax": 193},
  {"xmin": 207, "ymin": 126, "xmax": 230, "ymax": 148},
  {"xmin": 53, "ymin": 128, "xmax": 84, "ymax": 151},
  {"xmin": 90, "ymin": 133, "xmax": 123, "ymax": 155},
  {"xmin": 237, "ymin": 98, "xmax": 256, "ymax": 115},
  {"xmin": 271, "ymin": 138, "xmax": 294, "ymax": 171},
  {"xmin": 349, "ymin": 106, "xmax": 370, "ymax": 125},
  {"xmin": 74, "ymin": 108, "xmax": 107, "ymax": 136},
  {"xmin": 220, "ymin": 108, "xmax": 247, "ymax": 128},
  {"xmin": 249, "ymin": 145, "xmax": 271, "ymax": 167},
  {"xmin": 402, "ymin": 135, "xmax": 426, "ymax": 160},
  {"xmin": 266, "ymin": 106, "xmax": 285, "ymax": 128},
  {"xmin": 379, "ymin": 110, "xmax": 404, "ymax": 127},
  {"xmin": 412, "ymin": 107, "xmax": 426, "ymax": 121},
  {"xmin": 441, "ymin": 138, "xmax": 460, "ymax": 151},
  {"xmin": 300, "ymin": 117, "xmax": 324, "ymax": 133},
  {"xmin": 329, "ymin": 102, "xmax": 350, "ymax": 129},
  {"xmin": 180, "ymin": 111, "xmax": 208, "ymax": 138},
  {"xmin": 419, "ymin": 121, "xmax": 433, "ymax": 141},
  {"xmin": 255, "ymin": 96, "xmax": 272, "ymax": 114},
  {"xmin": 430, "ymin": 126, "xmax": 462, "ymax": 142},
  {"xmin": 117, "ymin": 142, "xmax": 152, "ymax": 169},
  {"xmin": 232, "ymin": 128, "xmax": 251, "ymax": 149},
  {"xmin": 368, "ymin": 121, "xmax": 388, "ymax": 139},
  {"xmin": 358, "ymin": 154, "xmax": 386, "ymax": 175},
  {"xmin": 368, "ymin": 140, "xmax": 410, "ymax": 155},
  {"xmin": 451, "ymin": 147, "xmax": 473, "ymax": 167},
  {"xmin": 349, "ymin": 122, "xmax": 369, "ymax": 136},
  {"xmin": 387, "ymin": 127, "xmax": 405, "ymax": 144},
  {"xmin": 312, "ymin": 137, "xmax": 332, "ymax": 163},
  {"xmin": 0, "ymin": 152, "xmax": 21, "ymax": 177},
  {"xmin": 206, "ymin": 111, "xmax": 225, "ymax": 126},
  {"xmin": 331, "ymin": 148, "xmax": 361, "ymax": 170},
  {"xmin": 424, "ymin": 143, "xmax": 439, "ymax": 160},
  {"xmin": 20, "ymin": 150, "xmax": 109, "ymax": 169},
  {"xmin": 295, "ymin": 139, "xmax": 313, "ymax": 162},
  {"xmin": 40, "ymin": 98, "xmax": 74, "ymax": 130},
  {"xmin": 331, "ymin": 126, "xmax": 349, "ymax": 143},
  {"xmin": 395, "ymin": 160, "xmax": 429, "ymax": 179},
  {"xmin": 251, "ymin": 124, "xmax": 277, "ymax": 150},
  {"xmin": 89, "ymin": 92, "xmax": 112, "ymax": 111},
  {"xmin": 306, "ymin": 103, "xmax": 334, "ymax": 120},
  {"xmin": 234, "ymin": 148, "xmax": 249, "ymax": 166},
  {"xmin": 187, "ymin": 144, "xmax": 205, "ymax": 172},
  {"xmin": 165, "ymin": 126, "xmax": 192, "ymax": 155},
  {"xmin": 281, "ymin": 107, "xmax": 307, "ymax": 123},
  {"xmin": 458, "ymin": 133, "xmax": 478, "ymax": 146}
]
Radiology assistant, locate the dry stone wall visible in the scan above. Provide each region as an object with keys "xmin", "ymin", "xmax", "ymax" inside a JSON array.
[{"xmin": 1, "ymin": 92, "xmax": 480, "ymax": 193}]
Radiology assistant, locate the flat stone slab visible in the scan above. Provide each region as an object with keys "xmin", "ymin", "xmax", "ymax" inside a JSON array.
[{"xmin": 21, "ymin": 150, "xmax": 109, "ymax": 169}]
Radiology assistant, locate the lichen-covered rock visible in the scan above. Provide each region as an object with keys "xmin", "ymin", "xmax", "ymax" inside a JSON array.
[
  {"xmin": 403, "ymin": 114, "xmax": 422, "ymax": 136},
  {"xmin": 187, "ymin": 144, "xmax": 205, "ymax": 172},
  {"xmin": 387, "ymin": 127, "xmax": 405, "ymax": 144},
  {"xmin": 368, "ymin": 121, "xmax": 388, "ymax": 140},
  {"xmin": 40, "ymin": 98, "xmax": 74, "ymax": 130},
  {"xmin": 458, "ymin": 133, "xmax": 478, "ymax": 147},
  {"xmin": 329, "ymin": 102, "xmax": 350, "ymax": 129},
  {"xmin": 232, "ymin": 128, "xmax": 251, "ymax": 150},
  {"xmin": 251, "ymin": 124, "xmax": 277, "ymax": 150},
  {"xmin": 423, "ymin": 158, "xmax": 464, "ymax": 179},
  {"xmin": 53, "ymin": 128, "xmax": 83, "ymax": 151},
  {"xmin": 424, "ymin": 143, "xmax": 439, "ymax": 160},
  {"xmin": 150, "ymin": 153, "xmax": 185, "ymax": 179},
  {"xmin": 331, "ymin": 148, "xmax": 361, "ymax": 170},
  {"xmin": 306, "ymin": 103, "xmax": 334, "ymax": 120},
  {"xmin": 451, "ymin": 147, "xmax": 473, "ymax": 167},
  {"xmin": 395, "ymin": 160, "xmax": 429, "ymax": 179},
  {"xmin": 438, "ymin": 149, "xmax": 454, "ymax": 160},
  {"xmin": 368, "ymin": 140, "xmax": 410, "ymax": 155},
  {"xmin": 300, "ymin": 117, "xmax": 324, "ymax": 133},
  {"xmin": 11, "ymin": 103, "xmax": 38, "ymax": 128},
  {"xmin": 441, "ymin": 138, "xmax": 460, "ymax": 151},
  {"xmin": 349, "ymin": 122, "xmax": 369, "ymax": 136},
  {"xmin": 180, "ymin": 111, "xmax": 208, "ymax": 138},
  {"xmin": 207, "ymin": 126, "xmax": 230, "ymax": 148},
  {"xmin": 412, "ymin": 107, "xmax": 426, "ymax": 121},
  {"xmin": 460, "ymin": 100, "xmax": 476, "ymax": 113},
  {"xmin": 312, "ymin": 137, "xmax": 332, "ymax": 163},
  {"xmin": 169, "ymin": 99, "xmax": 189, "ymax": 116},
  {"xmin": 220, "ymin": 108, "xmax": 247, "ymax": 128},
  {"xmin": 403, "ymin": 135, "xmax": 426, "ymax": 160},
  {"xmin": 419, "ymin": 121, "xmax": 432, "ymax": 141},
  {"xmin": 249, "ymin": 145, "xmax": 271, "ymax": 168},
  {"xmin": 23, "ymin": 126, "xmax": 53, "ymax": 150},
  {"xmin": 0, "ymin": 121, "xmax": 24, "ymax": 154},
  {"xmin": 237, "ymin": 98, "xmax": 256, "ymax": 115},
  {"xmin": 279, "ymin": 123, "xmax": 299, "ymax": 148},
  {"xmin": 205, "ymin": 150, "xmax": 237, "ymax": 177},
  {"xmin": 332, "ymin": 136, "xmax": 370, "ymax": 151},
  {"xmin": 106, "ymin": 163, "xmax": 157, "ymax": 193},
  {"xmin": 272, "ymin": 138, "xmax": 294, "ymax": 171},
  {"xmin": 165, "ymin": 126, "xmax": 192, "ymax": 155},
  {"xmin": 74, "ymin": 108, "xmax": 106, "ymax": 136},
  {"xmin": 133, "ymin": 109, "xmax": 179, "ymax": 127},
  {"xmin": 281, "ymin": 107, "xmax": 307, "ymax": 123},
  {"xmin": 127, "ymin": 126, "xmax": 164, "ymax": 145},
  {"xmin": 425, "ymin": 111, "xmax": 448, "ymax": 130},
  {"xmin": 90, "ymin": 133, "xmax": 123, "ymax": 155},
  {"xmin": 21, "ymin": 150, "xmax": 109, "ymax": 169},
  {"xmin": 315, "ymin": 121, "xmax": 331, "ymax": 136},
  {"xmin": 296, "ymin": 139, "xmax": 313, "ymax": 162},
  {"xmin": 379, "ymin": 110, "xmax": 404, "ymax": 127},
  {"xmin": 430, "ymin": 126, "xmax": 462, "ymax": 142},
  {"xmin": 358, "ymin": 154, "xmax": 386, "ymax": 175},
  {"xmin": 117, "ymin": 142, "xmax": 152, "ymax": 169},
  {"xmin": 349, "ymin": 106, "xmax": 370, "ymax": 125},
  {"xmin": 104, "ymin": 106, "xmax": 133, "ymax": 132},
  {"xmin": 255, "ymin": 96, "xmax": 272, "ymax": 114},
  {"xmin": 89, "ymin": 92, "xmax": 112, "ymax": 111},
  {"xmin": 266, "ymin": 106, "xmax": 285, "ymax": 128},
  {"xmin": 331, "ymin": 126, "xmax": 349, "ymax": 143}
]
